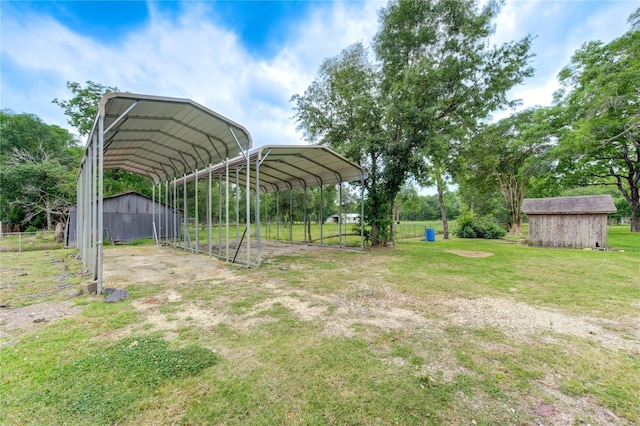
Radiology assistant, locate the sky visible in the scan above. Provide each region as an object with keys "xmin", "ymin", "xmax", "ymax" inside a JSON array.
[{"xmin": 1, "ymin": 0, "xmax": 638, "ymax": 149}]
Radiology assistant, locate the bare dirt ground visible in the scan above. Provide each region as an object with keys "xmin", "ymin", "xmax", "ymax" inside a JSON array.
[{"xmin": 2, "ymin": 244, "xmax": 638, "ymax": 425}]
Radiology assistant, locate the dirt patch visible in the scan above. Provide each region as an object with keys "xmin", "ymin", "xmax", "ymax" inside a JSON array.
[
  {"xmin": 445, "ymin": 250, "xmax": 494, "ymax": 258},
  {"xmin": 0, "ymin": 301, "xmax": 83, "ymax": 340},
  {"xmin": 98, "ymin": 246, "xmax": 638, "ymax": 354},
  {"xmin": 436, "ymin": 297, "xmax": 640, "ymax": 353}
]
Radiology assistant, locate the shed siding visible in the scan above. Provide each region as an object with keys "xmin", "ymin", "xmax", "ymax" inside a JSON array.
[
  {"xmin": 528, "ymin": 214, "xmax": 608, "ymax": 249},
  {"xmin": 67, "ymin": 193, "xmax": 180, "ymax": 244}
]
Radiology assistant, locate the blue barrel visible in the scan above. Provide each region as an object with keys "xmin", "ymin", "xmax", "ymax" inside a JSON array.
[{"xmin": 426, "ymin": 228, "xmax": 436, "ymax": 242}]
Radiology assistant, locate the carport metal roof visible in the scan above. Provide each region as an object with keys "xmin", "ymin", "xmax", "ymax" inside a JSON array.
[
  {"xmin": 87, "ymin": 92, "xmax": 252, "ymax": 183},
  {"xmin": 173, "ymin": 145, "xmax": 366, "ymax": 192}
]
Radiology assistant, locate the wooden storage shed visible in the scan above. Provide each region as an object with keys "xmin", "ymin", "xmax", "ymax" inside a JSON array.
[
  {"xmin": 67, "ymin": 191, "xmax": 180, "ymax": 245},
  {"xmin": 522, "ymin": 195, "xmax": 616, "ymax": 249}
]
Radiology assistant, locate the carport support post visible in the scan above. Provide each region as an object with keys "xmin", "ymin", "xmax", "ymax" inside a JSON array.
[
  {"xmin": 173, "ymin": 179, "xmax": 177, "ymax": 248},
  {"xmin": 225, "ymin": 158, "xmax": 229, "ymax": 261},
  {"xmin": 360, "ymin": 176, "xmax": 365, "ymax": 249},
  {"xmin": 255, "ymin": 157, "xmax": 261, "ymax": 264},
  {"xmin": 152, "ymin": 185, "xmax": 156, "ymax": 245},
  {"xmin": 235, "ymin": 169, "xmax": 239, "ymax": 249},
  {"xmin": 97, "ymin": 114, "xmax": 104, "ymax": 294},
  {"xmin": 289, "ymin": 189, "xmax": 293, "ymax": 242},
  {"xmin": 165, "ymin": 181, "xmax": 169, "ymax": 245},
  {"xmin": 86, "ymin": 150, "xmax": 91, "ymax": 265},
  {"xmin": 76, "ymin": 164, "xmax": 82, "ymax": 254},
  {"xmin": 320, "ymin": 185, "xmax": 324, "ymax": 245},
  {"xmin": 246, "ymin": 150, "xmax": 250, "ymax": 266},
  {"xmin": 218, "ymin": 172, "xmax": 222, "ymax": 258},
  {"xmin": 84, "ymin": 143, "xmax": 91, "ymax": 270},
  {"xmin": 92, "ymin": 137, "xmax": 98, "ymax": 276},
  {"xmin": 183, "ymin": 175, "xmax": 188, "ymax": 251},
  {"xmin": 303, "ymin": 186, "xmax": 308, "ymax": 243},
  {"xmin": 195, "ymin": 169, "xmax": 199, "ymax": 253},
  {"xmin": 276, "ymin": 191, "xmax": 280, "ymax": 241},
  {"xmin": 207, "ymin": 166, "xmax": 212, "ymax": 256},
  {"xmin": 339, "ymin": 183, "xmax": 343, "ymax": 248},
  {"xmin": 157, "ymin": 183, "xmax": 162, "ymax": 243}
]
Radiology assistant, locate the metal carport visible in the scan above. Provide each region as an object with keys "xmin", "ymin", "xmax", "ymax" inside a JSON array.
[
  {"xmin": 76, "ymin": 93, "xmax": 251, "ymax": 293},
  {"xmin": 76, "ymin": 93, "xmax": 365, "ymax": 293},
  {"xmin": 169, "ymin": 145, "xmax": 366, "ymax": 265}
]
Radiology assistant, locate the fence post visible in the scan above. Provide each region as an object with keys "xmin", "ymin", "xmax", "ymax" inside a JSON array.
[{"xmin": 18, "ymin": 232, "xmax": 22, "ymax": 252}]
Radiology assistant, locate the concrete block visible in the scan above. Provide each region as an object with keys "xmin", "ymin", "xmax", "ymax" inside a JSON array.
[{"xmin": 81, "ymin": 281, "xmax": 97, "ymax": 295}]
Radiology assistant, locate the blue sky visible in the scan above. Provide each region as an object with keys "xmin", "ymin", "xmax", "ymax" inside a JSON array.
[{"xmin": 1, "ymin": 0, "xmax": 637, "ymax": 149}]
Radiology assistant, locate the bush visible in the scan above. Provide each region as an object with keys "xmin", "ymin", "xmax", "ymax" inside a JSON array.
[{"xmin": 454, "ymin": 212, "xmax": 506, "ymax": 239}]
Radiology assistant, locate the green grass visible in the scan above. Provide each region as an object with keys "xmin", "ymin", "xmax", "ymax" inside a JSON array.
[
  {"xmin": 2, "ymin": 334, "xmax": 218, "ymax": 425},
  {"xmin": 0, "ymin": 231, "xmax": 63, "ymax": 252},
  {"xmin": 389, "ymin": 232, "xmax": 639, "ymax": 317},
  {"xmin": 1, "ymin": 227, "xmax": 639, "ymax": 425},
  {"xmin": 0, "ymin": 249, "xmax": 88, "ymax": 307},
  {"xmin": 608, "ymin": 224, "xmax": 640, "ymax": 253}
]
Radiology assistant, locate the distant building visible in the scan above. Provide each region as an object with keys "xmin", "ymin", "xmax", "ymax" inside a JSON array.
[
  {"xmin": 66, "ymin": 191, "xmax": 181, "ymax": 245},
  {"xmin": 326, "ymin": 213, "xmax": 360, "ymax": 224},
  {"xmin": 522, "ymin": 195, "xmax": 616, "ymax": 249}
]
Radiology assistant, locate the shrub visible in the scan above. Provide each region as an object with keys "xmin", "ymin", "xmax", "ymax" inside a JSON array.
[{"xmin": 454, "ymin": 211, "xmax": 506, "ymax": 239}]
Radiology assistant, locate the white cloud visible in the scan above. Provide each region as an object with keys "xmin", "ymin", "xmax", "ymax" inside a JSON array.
[
  {"xmin": 2, "ymin": 0, "xmax": 635, "ymax": 146},
  {"xmin": 0, "ymin": 1, "xmax": 380, "ymax": 148}
]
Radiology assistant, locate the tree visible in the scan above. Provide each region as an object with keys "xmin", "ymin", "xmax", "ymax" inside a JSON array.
[
  {"xmin": 292, "ymin": 43, "xmax": 392, "ymax": 245},
  {"xmin": 293, "ymin": 0, "xmax": 533, "ymax": 245},
  {"xmin": 4, "ymin": 148, "xmax": 78, "ymax": 230},
  {"xmin": 465, "ymin": 108, "xmax": 555, "ymax": 233},
  {"xmin": 54, "ymin": 81, "xmax": 154, "ymax": 197},
  {"xmin": 554, "ymin": 13, "xmax": 640, "ymax": 231},
  {"xmin": 375, "ymin": 0, "xmax": 533, "ymax": 234},
  {"xmin": 0, "ymin": 111, "xmax": 81, "ymax": 230},
  {"xmin": 53, "ymin": 81, "xmax": 118, "ymax": 136}
]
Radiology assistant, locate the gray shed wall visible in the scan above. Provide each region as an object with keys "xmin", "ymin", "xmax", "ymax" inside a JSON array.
[
  {"xmin": 527, "ymin": 213, "xmax": 608, "ymax": 249},
  {"xmin": 67, "ymin": 193, "xmax": 181, "ymax": 244}
]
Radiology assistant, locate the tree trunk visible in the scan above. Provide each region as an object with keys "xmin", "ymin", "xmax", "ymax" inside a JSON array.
[
  {"xmin": 509, "ymin": 222, "xmax": 521, "ymax": 234},
  {"xmin": 631, "ymin": 197, "xmax": 639, "ymax": 232},
  {"xmin": 391, "ymin": 201, "xmax": 396, "ymax": 244},
  {"xmin": 497, "ymin": 173, "xmax": 525, "ymax": 235},
  {"xmin": 435, "ymin": 168, "xmax": 449, "ymax": 239},
  {"xmin": 45, "ymin": 194, "xmax": 52, "ymax": 231},
  {"xmin": 371, "ymin": 221, "xmax": 379, "ymax": 246}
]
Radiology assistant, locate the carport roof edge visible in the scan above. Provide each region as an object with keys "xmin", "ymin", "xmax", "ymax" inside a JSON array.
[
  {"xmin": 172, "ymin": 145, "xmax": 367, "ymax": 193},
  {"xmin": 83, "ymin": 92, "xmax": 252, "ymax": 183}
]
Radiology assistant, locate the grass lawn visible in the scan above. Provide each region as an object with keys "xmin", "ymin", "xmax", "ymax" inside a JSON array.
[{"xmin": 1, "ymin": 226, "xmax": 638, "ymax": 425}]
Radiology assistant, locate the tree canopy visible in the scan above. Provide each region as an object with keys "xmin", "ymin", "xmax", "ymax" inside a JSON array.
[
  {"xmin": 0, "ymin": 111, "xmax": 82, "ymax": 230},
  {"xmin": 463, "ymin": 108, "xmax": 556, "ymax": 233},
  {"xmin": 292, "ymin": 0, "xmax": 533, "ymax": 245},
  {"xmin": 53, "ymin": 81, "xmax": 118, "ymax": 137},
  {"xmin": 554, "ymin": 15, "xmax": 640, "ymax": 231}
]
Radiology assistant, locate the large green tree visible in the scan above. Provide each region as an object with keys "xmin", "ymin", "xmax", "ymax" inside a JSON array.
[
  {"xmin": 464, "ymin": 108, "xmax": 555, "ymax": 233},
  {"xmin": 0, "ymin": 111, "xmax": 81, "ymax": 230},
  {"xmin": 292, "ymin": 0, "xmax": 533, "ymax": 245},
  {"xmin": 292, "ymin": 43, "xmax": 392, "ymax": 245},
  {"xmin": 554, "ymin": 12, "xmax": 640, "ymax": 231}
]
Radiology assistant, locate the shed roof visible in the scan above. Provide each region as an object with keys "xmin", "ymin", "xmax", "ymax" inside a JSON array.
[
  {"xmin": 521, "ymin": 195, "xmax": 616, "ymax": 215},
  {"xmin": 88, "ymin": 93, "xmax": 252, "ymax": 183},
  {"xmin": 174, "ymin": 145, "xmax": 366, "ymax": 193}
]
